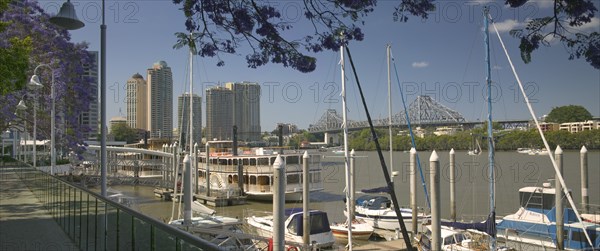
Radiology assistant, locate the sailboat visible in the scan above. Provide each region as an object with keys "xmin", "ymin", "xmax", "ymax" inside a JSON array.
[
  {"xmin": 417, "ymin": 8, "xmax": 499, "ymax": 251},
  {"xmin": 167, "ymin": 33, "xmax": 255, "ymax": 250},
  {"xmin": 467, "ymin": 135, "xmax": 482, "ymax": 156},
  {"xmin": 326, "ymin": 40, "xmax": 373, "ymax": 247},
  {"xmin": 422, "ymin": 8, "xmax": 599, "ymax": 251},
  {"xmin": 350, "ymin": 45, "xmax": 429, "ymax": 234}
]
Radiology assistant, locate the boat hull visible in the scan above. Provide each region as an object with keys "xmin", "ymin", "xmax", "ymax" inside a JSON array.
[
  {"xmin": 351, "ymin": 208, "xmax": 429, "ymax": 233},
  {"xmin": 330, "ymin": 219, "xmax": 374, "ymax": 241}
]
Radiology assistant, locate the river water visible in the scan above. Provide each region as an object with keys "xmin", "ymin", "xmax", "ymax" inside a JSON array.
[{"xmin": 111, "ymin": 150, "xmax": 599, "ymax": 226}]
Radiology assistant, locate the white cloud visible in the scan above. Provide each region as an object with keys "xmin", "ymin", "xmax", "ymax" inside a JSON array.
[
  {"xmin": 575, "ymin": 17, "xmax": 600, "ymax": 32},
  {"xmin": 412, "ymin": 61, "xmax": 429, "ymax": 68},
  {"xmin": 492, "ymin": 19, "xmax": 523, "ymax": 33}
]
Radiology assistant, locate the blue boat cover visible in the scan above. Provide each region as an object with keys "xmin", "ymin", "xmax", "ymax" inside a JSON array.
[
  {"xmin": 284, "ymin": 208, "xmax": 331, "ymax": 236},
  {"xmin": 355, "ymin": 195, "xmax": 391, "ymax": 210},
  {"xmin": 441, "ymin": 211, "xmax": 497, "ymax": 237}
]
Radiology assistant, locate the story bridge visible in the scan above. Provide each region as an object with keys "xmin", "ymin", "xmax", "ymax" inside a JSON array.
[{"xmin": 307, "ymin": 95, "xmax": 530, "ymax": 142}]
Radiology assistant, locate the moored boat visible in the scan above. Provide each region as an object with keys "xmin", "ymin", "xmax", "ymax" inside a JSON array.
[
  {"xmin": 330, "ymin": 218, "xmax": 373, "ymax": 241},
  {"xmin": 352, "ymin": 194, "xmax": 429, "ymax": 233},
  {"xmin": 245, "ymin": 208, "xmax": 335, "ymax": 249},
  {"xmin": 496, "ymin": 183, "xmax": 600, "ymax": 250},
  {"xmin": 169, "ymin": 214, "xmax": 255, "ymax": 250}
]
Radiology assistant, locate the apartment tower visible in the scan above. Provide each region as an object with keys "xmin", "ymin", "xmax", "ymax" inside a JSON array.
[
  {"xmin": 79, "ymin": 51, "xmax": 99, "ymax": 140},
  {"xmin": 146, "ymin": 61, "xmax": 173, "ymax": 139},
  {"xmin": 177, "ymin": 93, "xmax": 202, "ymax": 148},
  {"xmin": 205, "ymin": 87, "xmax": 233, "ymax": 141},
  {"xmin": 226, "ymin": 82, "xmax": 261, "ymax": 141},
  {"xmin": 205, "ymin": 82, "xmax": 261, "ymax": 142},
  {"xmin": 126, "ymin": 73, "xmax": 147, "ymax": 130}
]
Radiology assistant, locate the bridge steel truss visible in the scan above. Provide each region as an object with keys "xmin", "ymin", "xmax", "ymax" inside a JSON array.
[{"xmin": 308, "ymin": 95, "xmax": 467, "ymax": 132}]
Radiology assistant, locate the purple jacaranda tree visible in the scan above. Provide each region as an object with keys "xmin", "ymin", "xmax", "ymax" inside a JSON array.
[
  {"xmin": 0, "ymin": 0, "xmax": 94, "ymax": 157},
  {"xmin": 173, "ymin": 0, "xmax": 598, "ymax": 70}
]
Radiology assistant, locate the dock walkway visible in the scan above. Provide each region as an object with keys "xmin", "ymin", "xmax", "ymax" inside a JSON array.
[{"xmin": 0, "ymin": 165, "xmax": 79, "ymax": 251}]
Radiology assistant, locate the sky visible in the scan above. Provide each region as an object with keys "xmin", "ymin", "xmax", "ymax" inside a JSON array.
[{"xmin": 40, "ymin": 0, "xmax": 600, "ymax": 131}]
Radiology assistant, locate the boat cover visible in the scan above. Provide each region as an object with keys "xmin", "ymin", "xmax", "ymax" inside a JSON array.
[
  {"xmin": 355, "ymin": 195, "xmax": 391, "ymax": 210},
  {"xmin": 361, "ymin": 186, "xmax": 390, "ymax": 193},
  {"xmin": 441, "ymin": 211, "xmax": 497, "ymax": 237},
  {"xmin": 284, "ymin": 208, "xmax": 331, "ymax": 236}
]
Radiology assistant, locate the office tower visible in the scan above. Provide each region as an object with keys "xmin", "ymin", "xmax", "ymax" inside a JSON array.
[
  {"xmin": 126, "ymin": 73, "xmax": 147, "ymax": 130},
  {"xmin": 226, "ymin": 82, "xmax": 261, "ymax": 141},
  {"xmin": 146, "ymin": 61, "xmax": 173, "ymax": 139},
  {"xmin": 205, "ymin": 82, "xmax": 261, "ymax": 142},
  {"xmin": 79, "ymin": 51, "xmax": 98, "ymax": 141},
  {"xmin": 205, "ymin": 86, "xmax": 233, "ymax": 141},
  {"xmin": 177, "ymin": 93, "xmax": 202, "ymax": 147}
]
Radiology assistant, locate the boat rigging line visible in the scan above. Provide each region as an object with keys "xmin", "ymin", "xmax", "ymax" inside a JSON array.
[
  {"xmin": 390, "ymin": 48, "xmax": 432, "ymax": 210},
  {"xmin": 490, "ymin": 12, "xmax": 594, "ymax": 248},
  {"xmin": 344, "ymin": 45, "xmax": 414, "ymax": 251}
]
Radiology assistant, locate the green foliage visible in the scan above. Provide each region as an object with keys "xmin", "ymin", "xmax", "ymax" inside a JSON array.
[
  {"xmin": 346, "ymin": 128, "xmax": 600, "ymax": 151},
  {"xmin": 545, "ymin": 105, "xmax": 593, "ymax": 123},
  {"xmin": 111, "ymin": 123, "xmax": 139, "ymax": 144},
  {"xmin": 56, "ymin": 159, "xmax": 70, "ymax": 165},
  {"xmin": 0, "ymin": 36, "xmax": 31, "ymax": 95},
  {"xmin": 0, "ymin": 0, "xmax": 31, "ymax": 95},
  {"xmin": 287, "ymin": 130, "xmax": 317, "ymax": 148}
]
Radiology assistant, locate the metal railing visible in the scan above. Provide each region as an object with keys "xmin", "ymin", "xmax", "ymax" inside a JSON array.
[{"xmin": 14, "ymin": 165, "xmax": 222, "ymax": 251}]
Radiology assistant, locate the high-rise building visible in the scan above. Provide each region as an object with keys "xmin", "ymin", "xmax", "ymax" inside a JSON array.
[
  {"xmin": 146, "ymin": 61, "xmax": 173, "ymax": 139},
  {"xmin": 126, "ymin": 73, "xmax": 147, "ymax": 130},
  {"xmin": 226, "ymin": 82, "xmax": 261, "ymax": 141},
  {"xmin": 205, "ymin": 86, "xmax": 233, "ymax": 141},
  {"xmin": 79, "ymin": 51, "xmax": 98, "ymax": 141},
  {"xmin": 205, "ymin": 82, "xmax": 261, "ymax": 142},
  {"xmin": 177, "ymin": 93, "xmax": 202, "ymax": 147}
]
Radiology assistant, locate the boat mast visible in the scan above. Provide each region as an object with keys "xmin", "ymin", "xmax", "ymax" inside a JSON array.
[
  {"xmin": 484, "ymin": 7, "xmax": 496, "ymax": 251},
  {"xmin": 387, "ymin": 44, "xmax": 393, "ymax": 185},
  {"xmin": 340, "ymin": 37, "xmax": 353, "ymax": 249},
  {"xmin": 189, "ymin": 33, "xmax": 194, "ymax": 157},
  {"xmin": 184, "ymin": 32, "xmax": 195, "ymax": 226}
]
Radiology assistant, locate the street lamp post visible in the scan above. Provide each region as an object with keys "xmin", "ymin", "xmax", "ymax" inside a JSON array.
[
  {"xmin": 27, "ymin": 72, "xmax": 43, "ymax": 168},
  {"xmin": 29, "ymin": 65, "xmax": 54, "ymax": 174},
  {"xmin": 16, "ymin": 100, "xmax": 28, "ymax": 163}
]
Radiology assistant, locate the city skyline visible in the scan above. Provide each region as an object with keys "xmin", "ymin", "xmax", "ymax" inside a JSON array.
[{"xmin": 51, "ymin": 0, "xmax": 600, "ymax": 130}]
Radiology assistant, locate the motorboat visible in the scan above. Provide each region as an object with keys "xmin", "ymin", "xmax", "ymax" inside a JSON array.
[
  {"xmin": 496, "ymin": 183, "xmax": 600, "ymax": 250},
  {"xmin": 169, "ymin": 214, "xmax": 254, "ymax": 250},
  {"xmin": 330, "ymin": 218, "xmax": 373, "ymax": 241},
  {"xmin": 245, "ymin": 208, "xmax": 335, "ymax": 249},
  {"xmin": 352, "ymin": 194, "xmax": 429, "ymax": 233}
]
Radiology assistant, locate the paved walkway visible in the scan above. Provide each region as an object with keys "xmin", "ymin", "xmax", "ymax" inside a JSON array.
[{"xmin": 0, "ymin": 166, "xmax": 79, "ymax": 251}]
